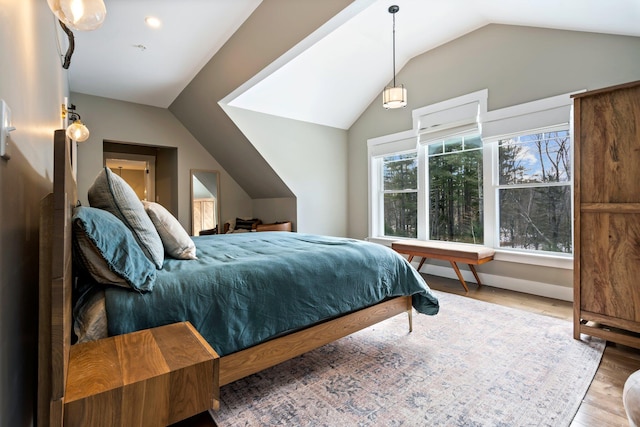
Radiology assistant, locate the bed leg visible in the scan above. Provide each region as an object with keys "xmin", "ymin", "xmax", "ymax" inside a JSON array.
[{"xmin": 406, "ymin": 297, "xmax": 413, "ymax": 333}]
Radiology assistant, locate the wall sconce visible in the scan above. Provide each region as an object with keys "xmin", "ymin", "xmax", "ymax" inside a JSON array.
[
  {"xmin": 382, "ymin": 5, "xmax": 407, "ymax": 109},
  {"xmin": 63, "ymin": 104, "xmax": 90, "ymax": 142},
  {"xmin": 48, "ymin": 0, "xmax": 107, "ymax": 69},
  {"xmin": 1, "ymin": 100, "xmax": 16, "ymax": 160}
]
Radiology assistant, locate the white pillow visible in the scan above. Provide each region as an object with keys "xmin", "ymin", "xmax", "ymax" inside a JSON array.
[{"xmin": 142, "ymin": 201, "xmax": 197, "ymax": 260}]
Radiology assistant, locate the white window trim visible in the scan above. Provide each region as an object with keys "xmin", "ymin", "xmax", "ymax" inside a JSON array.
[
  {"xmin": 412, "ymin": 89, "xmax": 488, "ymax": 132},
  {"xmin": 482, "ymin": 91, "xmax": 582, "ymax": 141},
  {"xmin": 367, "ymin": 129, "xmax": 417, "ymax": 238},
  {"xmin": 367, "ymin": 89, "xmax": 583, "ymax": 268},
  {"xmin": 484, "ymin": 95, "xmax": 578, "ymax": 261}
]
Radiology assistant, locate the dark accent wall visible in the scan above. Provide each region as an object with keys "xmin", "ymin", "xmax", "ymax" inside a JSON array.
[
  {"xmin": 0, "ymin": 1, "xmax": 67, "ymax": 425},
  {"xmin": 169, "ymin": 0, "xmax": 352, "ymax": 199}
]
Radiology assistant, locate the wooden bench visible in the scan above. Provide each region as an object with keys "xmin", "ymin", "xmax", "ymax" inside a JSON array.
[
  {"xmin": 256, "ymin": 221, "xmax": 292, "ymax": 232},
  {"xmin": 391, "ymin": 240, "xmax": 495, "ymax": 292}
]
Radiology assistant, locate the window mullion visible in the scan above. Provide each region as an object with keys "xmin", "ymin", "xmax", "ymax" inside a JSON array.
[
  {"xmin": 418, "ymin": 145, "xmax": 428, "ymax": 240},
  {"xmin": 484, "ymin": 141, "xmax": 498, "ymax": 248}
]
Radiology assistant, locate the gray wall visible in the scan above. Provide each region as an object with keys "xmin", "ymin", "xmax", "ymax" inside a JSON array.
[
  {"xmin": 0, "ymin": 1, "xmax": 68, "ymax": 425},
  {"xmin": 348, "ymin": 24, "xmax": 640, "ymax": 297},
  {"xmin": 72, "ymin": 93, "xmax": 253, "ymax": 232},
  {"xmin": 223, "ymin": 106, "xmax": 348, "ymax": 236}
]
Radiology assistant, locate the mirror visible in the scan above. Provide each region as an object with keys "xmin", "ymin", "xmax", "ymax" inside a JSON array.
[{"xmin": 190, "ymin": 169, "xmax": 221, "ymax": 236}]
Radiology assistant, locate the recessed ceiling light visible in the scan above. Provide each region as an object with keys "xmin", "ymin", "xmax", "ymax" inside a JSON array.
[{"xmin": 145, "ymin": 16, "xmax": 161, "ymax": 28}]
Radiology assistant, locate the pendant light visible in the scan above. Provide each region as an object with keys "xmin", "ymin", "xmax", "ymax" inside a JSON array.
[
  {"xmin": 47, "ymin": 0, "xmax": 107, "ymax": 31},
  {"xmin": 48, "ymin": 0, "xmax": 107, "ymax": 69},
  {"xmin": 382, "ymin": 5, "xmax": 407, "ymax": 109}
]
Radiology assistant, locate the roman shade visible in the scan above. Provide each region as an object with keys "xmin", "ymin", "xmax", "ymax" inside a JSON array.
[{"xmin": 482, "ymin": 92, "xmax": 578, "ymax": 141}]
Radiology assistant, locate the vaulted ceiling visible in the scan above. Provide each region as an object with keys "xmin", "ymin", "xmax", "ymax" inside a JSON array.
[{"xmin": 67, "ymin": 0, "xmax": 640, "ymax": 197}]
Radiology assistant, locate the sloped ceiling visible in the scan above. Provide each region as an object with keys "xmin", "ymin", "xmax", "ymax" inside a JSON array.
[
  {"xmin": 168, "ymin": 0, "xmax": 354, "ymax": 198},
  {"xmin": 67, "ymin": 0, "xmax": 640, "ymax": 199}
]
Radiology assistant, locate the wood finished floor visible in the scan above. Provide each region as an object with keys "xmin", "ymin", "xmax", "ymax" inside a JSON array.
[{"xmin": 172, "ymin": 274, "xmax": 640, "ymax": 427}]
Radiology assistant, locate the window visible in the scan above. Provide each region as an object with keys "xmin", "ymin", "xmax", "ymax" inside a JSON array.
[
  {"xmin": 381, "ymin": 152, "xmax": 418, "ymax": 238},
  {"xmin": 368, "ymin": 90, "xmax": 575, "ymax": 260},
  {"xmin": 496, "ymin": 128, "xmax": 571, "ymax": 253},
  {"xmin": 427, "ymin": 134, "xmax": 483, "ymax": 243}
]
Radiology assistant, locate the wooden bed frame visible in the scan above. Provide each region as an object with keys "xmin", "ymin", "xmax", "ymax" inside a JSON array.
[{"xmin": 38, "ymin": 130, "xmax": 413, "ymax": 426}]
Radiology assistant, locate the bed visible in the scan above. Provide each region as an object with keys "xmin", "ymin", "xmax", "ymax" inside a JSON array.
[{"xmin": 38, "ymin": 131, "xmax": 439, "ymax": 426}]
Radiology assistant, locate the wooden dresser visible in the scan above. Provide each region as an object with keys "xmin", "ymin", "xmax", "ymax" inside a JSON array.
[{"xmin": 573, "ymin": 80, "xmax": 640, "ymax": 348}]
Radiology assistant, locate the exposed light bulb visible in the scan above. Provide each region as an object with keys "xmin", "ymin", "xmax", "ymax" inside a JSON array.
[
  {"xmin": 70, "ymin": 0, "xmax": 85, "ymax": 25},
  {"xmin": 66, "ymin": 120, "xmax": 90, "ymax": 142}
]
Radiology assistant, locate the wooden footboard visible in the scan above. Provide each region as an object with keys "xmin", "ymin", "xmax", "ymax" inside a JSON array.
[{"xmin": 219, "ymin": 296, "xmax": 413, "ymax": 387}]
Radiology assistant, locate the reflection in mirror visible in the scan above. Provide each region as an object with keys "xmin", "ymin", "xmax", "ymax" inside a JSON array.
[
  {"xmin": 105, "ymin": 155, "xmax": 156, "ymax": 202},
  {"xmin": 191, "ymin": 169, "xmax": 220, "ymax": 236}
]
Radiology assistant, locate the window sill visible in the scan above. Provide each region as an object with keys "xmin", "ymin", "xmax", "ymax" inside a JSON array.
[{"xmin": 366, "ymin": 236, "xmax": 573, "ymax": 270}]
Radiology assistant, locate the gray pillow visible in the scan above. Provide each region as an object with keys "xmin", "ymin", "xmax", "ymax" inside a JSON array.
[{"xmin": 88, "ymin": 167, "xmax": 164, "ymax": 269}]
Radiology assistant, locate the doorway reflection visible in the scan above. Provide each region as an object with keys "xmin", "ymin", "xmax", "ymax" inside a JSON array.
[{"xmin": 191, "ymin": 169, "xmax": 220, "ymax": 236}]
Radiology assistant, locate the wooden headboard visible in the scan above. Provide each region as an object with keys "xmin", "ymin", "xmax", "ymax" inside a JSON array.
[{"xmin": 38, "ymin": 130, "xmax": 76, "ymax": 427}]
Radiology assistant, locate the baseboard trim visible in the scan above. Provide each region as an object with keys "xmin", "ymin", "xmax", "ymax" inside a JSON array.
[{"xmin": 418, "ymin": 263, "xmax": 573, "ymax": 302}]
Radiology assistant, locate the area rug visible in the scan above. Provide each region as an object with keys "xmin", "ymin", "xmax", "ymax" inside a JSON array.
[{"xmin": 210, "ymin": 291, "xmax": 604, "ymax": 427}]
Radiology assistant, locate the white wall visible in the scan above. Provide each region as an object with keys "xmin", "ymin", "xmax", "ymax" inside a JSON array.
[
  {"xmin": 347, "ymin": 24, "xmax": 640, "ymax": 298},
  {"xmin": 72, "ymin": 93, "xmax": 252, "ymax": 231},
  {"xmin": 223, "ymin": 105, "xmax": 348, "ymax": 236},
  {"xmin": 0, "ymin": 0, "xmax": 68, "ymax": 425}
]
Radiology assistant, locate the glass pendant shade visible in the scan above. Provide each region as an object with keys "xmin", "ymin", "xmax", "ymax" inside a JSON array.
[
  {"xmin": 383, "ymin": 85, "xmax": 407, "ymax": 109},
  {"xmin": 47, "ymin": 0, "xmax": 106, "ymax": 31},
  {"xmin": 66, "ymin": 120, "xmax": 90, "ymax": 142}
]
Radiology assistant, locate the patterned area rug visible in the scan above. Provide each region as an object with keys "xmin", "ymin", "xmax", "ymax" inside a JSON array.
[{"xmin": 210, "ymin": 291, "xmax": 604, "ymax": 426}]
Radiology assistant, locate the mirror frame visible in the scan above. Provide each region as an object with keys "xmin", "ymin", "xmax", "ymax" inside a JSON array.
[{"xmin": 190, "ymin": 169, "xmax": 221, "ymax": 236}]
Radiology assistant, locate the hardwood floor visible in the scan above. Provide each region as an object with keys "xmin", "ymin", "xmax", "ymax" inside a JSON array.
[{"xmin": 173, "ymin": 274, "xmax": 640, "ymax": 427}]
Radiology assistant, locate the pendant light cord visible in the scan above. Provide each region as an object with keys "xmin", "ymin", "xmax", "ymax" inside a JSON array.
[{"xmin": 392, "ymin": 10, "xmax": 396, "ymax": 87}]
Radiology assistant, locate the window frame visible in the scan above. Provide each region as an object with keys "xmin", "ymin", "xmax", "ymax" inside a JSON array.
[
  {"xmin": 490, "ymin": 125, "xmax": 573, "ymax": 255},
  {"xmin": 367, "ymin": 90, "xmax": 579, "ymax": 269},
  {"xmin": 379, "ymin": 150, "xmax": 419, "ymax": 238},
  {"xmin": 423, "ymin": 131, "xmax": 485, "ymax": 244},
  {"xmin": 367, "ymin": 130, "xmax": 418, "ymax": 238}
]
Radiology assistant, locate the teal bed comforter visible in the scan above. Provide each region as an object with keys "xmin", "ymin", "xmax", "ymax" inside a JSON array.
[{"xmin": 104, "ymin": 232, "xmax": 439, "ymax": 356}]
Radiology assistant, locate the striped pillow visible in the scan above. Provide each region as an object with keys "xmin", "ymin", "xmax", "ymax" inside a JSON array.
[{"xmin": 88, "ymin": 167, "xmax": 164, "ymax": 269}]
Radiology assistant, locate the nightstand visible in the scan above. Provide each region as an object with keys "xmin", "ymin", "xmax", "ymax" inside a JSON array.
[{"xmin": 64, "ymin": 321, "xmax": 219, "ymax": 427}]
